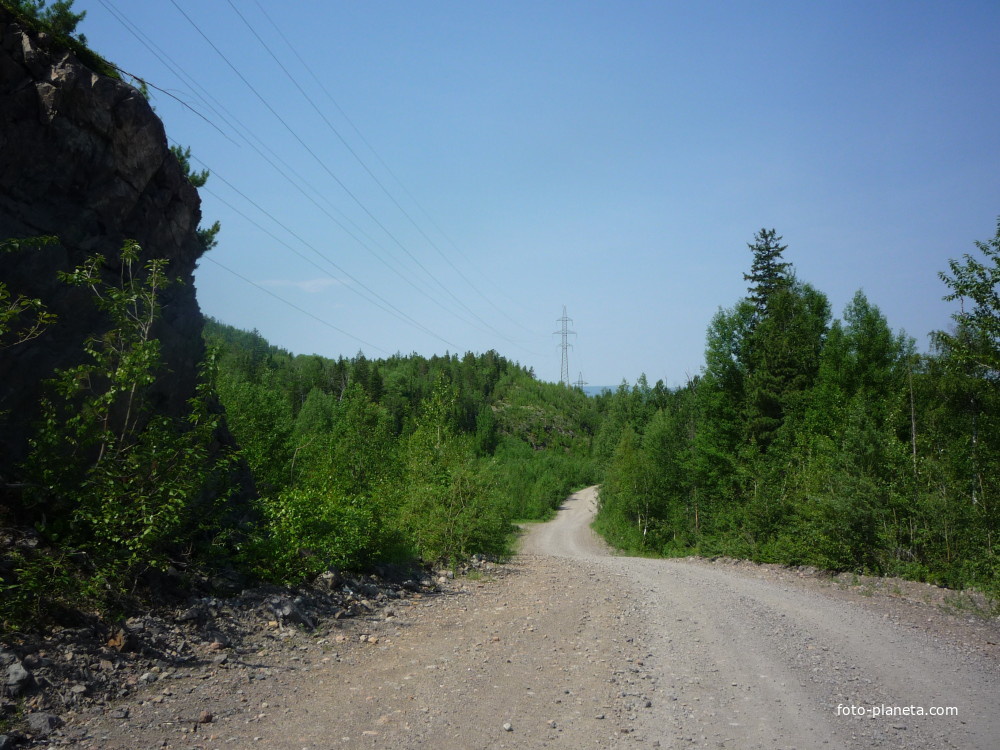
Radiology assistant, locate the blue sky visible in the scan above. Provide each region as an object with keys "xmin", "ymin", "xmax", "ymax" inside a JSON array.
[{"xmin": 76, "ymin": 0, "xmax": 1000, "ymax": 386}]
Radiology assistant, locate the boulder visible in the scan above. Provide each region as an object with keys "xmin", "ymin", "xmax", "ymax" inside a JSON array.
[
  {"xmin": 26, "ymin": 711, "xmax": 62, "ymax": 737},
  {"xmin": 265, "ymin": 596, "xmax": 315, "ymax": 630},
  {"xmin": 3, "ymin": 661, "xmax": 32, "ymax": 697}
]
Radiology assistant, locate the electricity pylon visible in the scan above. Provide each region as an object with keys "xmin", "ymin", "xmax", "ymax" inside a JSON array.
[
  {"xmin": 553, "ymin": 305, "xmax": 576, "ymax": 387},
  {"xmin": 574, "ymin": 372, "xmax": 587, "ymax": 390}
]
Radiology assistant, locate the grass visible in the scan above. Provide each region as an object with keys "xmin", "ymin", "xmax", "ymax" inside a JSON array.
[{"xmin": 940, "ymin": 590, "xmax": 999, "ymax": 619}]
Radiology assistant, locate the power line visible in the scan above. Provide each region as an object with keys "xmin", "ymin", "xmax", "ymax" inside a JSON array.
[
  {"xmin": 198, "ymin": 126, "xmax": 478, "ymax": 330},
  {"xmin": 103, "ymin": 1, "xmax": 476, "ymax": 348},
  {"xmin": 193, "ymin": 166, "xmax": 459, "ymax": 350},
  {"xmin": 222, "ymin": 0, "xmax": 522, "ymax": 347},
  {"xmin": 202, "ymin": 256, "xmax": 390, "ymax": 356},
  {"xmin": 247, "ymin": 0, "xmax": 536, "ymax": 336},
  {"xmin": 105, "ymin": 2, "xmax": 540, "ymax": 359},
  {"xmin": 96, "ymin": 0, "xmax": 240, "ymax": 145},
  {"xmin": 169, "ymin": 2, "xmax": 450, "ymax": 310},
  {"xmin": 169, "ymin": 0, "xmax": 525, "ymax": 349}
]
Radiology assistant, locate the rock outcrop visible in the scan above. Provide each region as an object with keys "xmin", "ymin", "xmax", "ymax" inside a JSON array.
[{"xmin": 0, "ymin": 9, "xmax": 208, "ymax": 475}]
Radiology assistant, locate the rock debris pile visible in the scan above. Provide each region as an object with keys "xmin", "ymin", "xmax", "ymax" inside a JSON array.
[{"xmin": 0, "ymin": 559, "xmax": 497, "ymax": 748}]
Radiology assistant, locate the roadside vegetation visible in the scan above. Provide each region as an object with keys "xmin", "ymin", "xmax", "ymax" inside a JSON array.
[
  {"xmin": 0, "ymin": 240, "xmax": 598, "ymax": 630},
  {"xmin": 595, "ymin": 224, "xmax": 1000, "ymax": 602}
]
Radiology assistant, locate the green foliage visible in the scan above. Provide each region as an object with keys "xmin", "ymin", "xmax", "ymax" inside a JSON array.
[
  {"xmin": 398, "ymin": 456, "xmax": 511, "ymax": 566},
  {"xmin": 936, "ymin": 217, "xmax": 1000, "ymax": 381},
  {"xmin": 485, "ymin": 436, "xmax": 597, "ymax": 520},
  {"xmin": 4, "ymin": 250, "xmax": 597, "ymax": 602},
  {"xmin": 744, "ymin": 228, "xmax": 791, "ymax": 316},
  {"xmin": 168, "ymin": 145, "xmax": 220, "ymax": 252},
  {"xmin": 393, "ymin": 379, "xmax": 512, "ymax": 564},
  {"xmin": 197, "ymin": 220, "xmax": 221, "ymax": 252},
  {"xmin": 12, "ymin": 242, "xmax": 233, "ymax": 612},
  {"xmin": 234, "ymin": 384, "xmax": 398, "ymax": 583},
  {"xmin": 474, "ymin": 404, "xmax": 499, "ymax": 456},
  {"xmin": 1, "ymin": 547, "xmax": 101, "ymax": 630},
  {"xmin": 742, "ymin": 280, "xmax": 830, "ymax": 451},
  {"xmin": 293, "ymin": 384, "xmax": 398, "ymax": 496},
  {"xmin": 246, "ymin": 487, "xmax": 382, "ymax": 585},
  {"xmin": 170, "ymin": 144, "xmax": 210, "ymax": 188},
  {"xmin": 216, "ymin": 370, "xmax": 294, "ymax": 494},
  {"xmin": 206, "ymin": 320, "xmax": 597, "ymax": 575},
  {"xmin": 1, "ymin": 0, "xmax": 115, "ymax": 78},
  {"xmin": 5, "ymin": 0, "xmax": 86, "ymax": 42},
  {"xmin": 594, "ymin": 225, "xmax": 1000, "ymax": 601},
  {"xmin": 0, "ymin": 237, "xmax": 57, "ymax": 350},
  {"xmin": 592, "ymin": 379, "xmax": 652, "ymax": 464},
  {"xmin": 593, "ymin": 427, "xmax": 653, "ymax": 551}
]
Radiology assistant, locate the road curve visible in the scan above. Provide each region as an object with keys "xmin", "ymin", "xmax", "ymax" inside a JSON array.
[
  {"xmin": 68, "ymin": 486, "xmax": 999, "ymax": 750},
  {"xmin": 521, "ymin": 486, "xmax": 1000, "ymax": 749}
]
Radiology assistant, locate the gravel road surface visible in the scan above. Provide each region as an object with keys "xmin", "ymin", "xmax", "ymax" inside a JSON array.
[{"xmin": 68, "ymin": 486, "xmax": 999, "ymax": 749}]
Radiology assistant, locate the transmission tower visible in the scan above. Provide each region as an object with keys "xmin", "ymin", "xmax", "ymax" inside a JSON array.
[
  {"xmin": 553, "ymin": 305, "xmax": 576, "ymax": 386},
  {"xmin": 574, "ymin": 372, "xmax": 587, "ymax": 390}
]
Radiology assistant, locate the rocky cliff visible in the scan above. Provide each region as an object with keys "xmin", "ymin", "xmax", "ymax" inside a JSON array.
[{"xmin": 0, "ymin": 8, "xmax": 208, "ymax": 476}]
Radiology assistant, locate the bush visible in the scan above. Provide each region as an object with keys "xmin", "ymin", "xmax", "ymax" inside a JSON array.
[
  {"xmin": 13, "ymin": 242, "xmax": 234, "ymax": 612},
  {"xmin": 246, "ymin": 488, "xmax": 382, "ymax": 584}
]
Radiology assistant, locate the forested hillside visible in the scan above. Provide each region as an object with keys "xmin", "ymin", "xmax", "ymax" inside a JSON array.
[
  {"xmin": 596, "ymin": 225, "xmax": 1000, "ymax": 599},
  {"xmin": 203, "ymin": 319, "xmax": 599, "ymax": 583},
  {"xmin": 2, "ymin": 281, "xmax": 597, "ymax": 629}
]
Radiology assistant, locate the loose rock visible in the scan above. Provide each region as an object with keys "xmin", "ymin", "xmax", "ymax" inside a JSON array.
[
  {"xmin": 26, "ymin": 712, "xmax": 62, "ymax": 737},
  {"xmin": 4, "ymin": 661, "xmax": 33, "ymax": 697}
]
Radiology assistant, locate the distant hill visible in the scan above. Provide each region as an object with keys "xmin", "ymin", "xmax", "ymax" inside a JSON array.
[{"xmin": 582, "ymin": 385, "xmax": 613, "ymax": 397}]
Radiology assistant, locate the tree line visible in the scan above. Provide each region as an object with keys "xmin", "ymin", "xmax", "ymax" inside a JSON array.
[{"xmin": 596, "ymin": 224, "xmax": 999, "ymax": 599}]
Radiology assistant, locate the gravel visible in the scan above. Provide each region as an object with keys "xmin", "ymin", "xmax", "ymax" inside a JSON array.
[
  {"xmin": 527, "ymin": 487, "xmax": 1000, "ymax": 750},
  {"xmin": 12, "ymin": 486, "xmax": 996, "ymax": 749}
]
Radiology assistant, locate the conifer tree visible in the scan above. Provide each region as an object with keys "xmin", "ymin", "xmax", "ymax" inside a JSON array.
[
  {"xmin": 10, "ymin": 0, "xmax": 86, "ymax": 42},
  {"xmin": 743, "ymin": 228, "xmax": 791, "ymax": 319}
]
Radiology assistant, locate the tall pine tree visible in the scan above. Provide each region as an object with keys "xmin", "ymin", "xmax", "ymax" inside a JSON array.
[{"xmin": 744, "ymin": 228, "xmax": 791, "ymax": 319}]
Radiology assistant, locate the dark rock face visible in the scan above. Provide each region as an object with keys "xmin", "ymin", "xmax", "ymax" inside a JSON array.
[{"xmin": 0, "ymin": 9, "xmax": 207, "ymax": 474}]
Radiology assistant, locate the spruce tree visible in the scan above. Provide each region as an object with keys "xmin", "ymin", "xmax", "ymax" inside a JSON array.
[{"xmin": 744, "ymin": 228, "xmax": 791, "ymax": 318}]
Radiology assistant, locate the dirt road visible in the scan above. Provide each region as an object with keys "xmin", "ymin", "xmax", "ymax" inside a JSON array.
[
  {"xmin": 69, "ymin": 487, "xmax": 999, "ymax": 749},
  {"xmin": 528, "ymin": 488, "xmax": 999, "ymax": 749}
]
